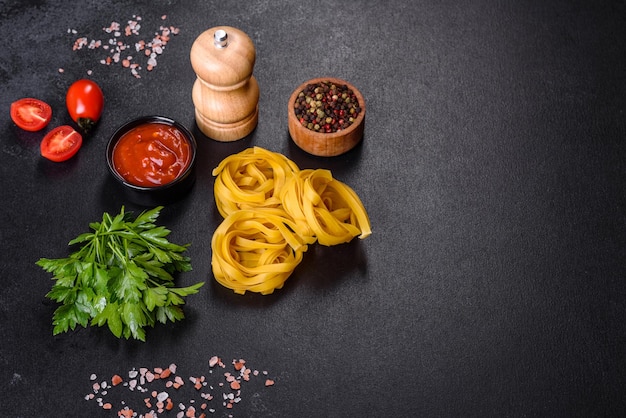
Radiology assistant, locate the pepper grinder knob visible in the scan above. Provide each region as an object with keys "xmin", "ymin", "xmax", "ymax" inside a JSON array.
[
  {"xmin": 214, "ymin": 29, "xmax": 228, "ymax": 48},
  {"xmin": 190, "ymin": 26, "xmax": 259, "ymax": 141}
]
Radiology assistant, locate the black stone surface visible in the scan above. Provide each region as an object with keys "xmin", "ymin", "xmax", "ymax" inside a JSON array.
[{"xmin": 1, "ymin": 1, "xmax": 625, "ymax": 417}]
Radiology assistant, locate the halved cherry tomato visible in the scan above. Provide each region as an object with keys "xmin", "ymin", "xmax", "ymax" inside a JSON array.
[
  {"xmin": 40, "ymin": 125, "xmax": 83, "ymax": 162},
  {"xmin": 66, "ymin": 79, "xmax": 104, "ymax": 133},
  {"xmin": 10, "ymin": 98, "xmax": 52, "ymax": 132}
]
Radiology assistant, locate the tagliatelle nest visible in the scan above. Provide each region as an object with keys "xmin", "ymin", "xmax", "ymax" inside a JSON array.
[
  {"xmin": 279, "ymin": 168, "xmax": 371, "ymax": 246},
  {"xmin": 211, "ymin": 209, "xmax": 313, "ymax": 295},
  {"xmin": 211, "ymin": 147, "xmax": 300, "ymax": 218}
]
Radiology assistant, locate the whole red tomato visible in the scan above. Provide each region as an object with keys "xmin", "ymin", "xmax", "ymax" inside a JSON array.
[{"xmin": 66, "ymin": 79, "xmax": 104, "ymax": 133}]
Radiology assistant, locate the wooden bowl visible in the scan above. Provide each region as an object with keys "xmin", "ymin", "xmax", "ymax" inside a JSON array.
[{"xmin": 288, "ymin": 77, "xmax": 365, "ymax": 157}]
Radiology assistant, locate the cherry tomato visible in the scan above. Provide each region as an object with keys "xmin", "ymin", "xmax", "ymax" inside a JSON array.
[
  {"xmin": 66, "ymin": 79, "xmax": 104, "ymax": 132},
  {"xmin": 40, "ymin": 125, "xmax": 83, "ymax": 162},
  {"xmin": 10, "ymin": 98, "xmax": 52, "ymax": 132}
]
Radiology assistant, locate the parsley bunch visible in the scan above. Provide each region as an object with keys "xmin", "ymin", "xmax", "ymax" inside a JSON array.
[{"xmin": 37, "ymin": 206, "xmax": 204, "ymax": 341}]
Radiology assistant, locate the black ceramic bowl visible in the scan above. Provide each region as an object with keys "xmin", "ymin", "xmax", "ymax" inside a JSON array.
[{"xmin": 106, "ymin": 116, "xmax": 197, "ymax": 206}]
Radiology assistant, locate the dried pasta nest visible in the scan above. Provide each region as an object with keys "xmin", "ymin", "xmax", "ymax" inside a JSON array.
[{"xmin": 211, "ymin": 147, "xmax": 371, "ymax": 294}]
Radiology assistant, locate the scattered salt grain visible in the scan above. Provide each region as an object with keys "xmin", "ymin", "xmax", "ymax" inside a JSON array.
[
  {"xmin": 157, "ymin": 391, "xmax": 169, "ymax": 402},
  {"xmin": 68, "ymin": 14, "xmax": 179, "ymax": 78},
  {"xmin": 85, "ymin": 356, "xmax": 275, "ymax": 416},
  {"xmin": 209, "ymin": 356, "xmax": 219, "ymax": 368}
]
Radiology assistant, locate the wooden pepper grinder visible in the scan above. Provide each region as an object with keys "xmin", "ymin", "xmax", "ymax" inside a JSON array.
[{"xmin": 190, "ymin": 26, "xmax": 259, "ymax": 141}]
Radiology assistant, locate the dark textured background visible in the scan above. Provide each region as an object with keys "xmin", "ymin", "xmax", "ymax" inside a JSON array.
[{"xmin": 1, "ymin": 1, "xmax": 625, "ymax": 417}]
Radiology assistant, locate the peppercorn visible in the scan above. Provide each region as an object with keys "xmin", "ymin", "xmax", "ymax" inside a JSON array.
[{"xmin": 293, "ymin": 80, "xmax": 360, "ymax": 133}]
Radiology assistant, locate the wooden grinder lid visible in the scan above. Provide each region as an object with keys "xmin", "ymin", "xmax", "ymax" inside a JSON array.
[{"xmin": 190, "ymin": 26, "xmax": 256, "ymax": 89}]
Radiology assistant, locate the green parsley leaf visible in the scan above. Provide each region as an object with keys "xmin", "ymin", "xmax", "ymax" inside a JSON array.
[{"xmin": 37, "ymin": 206, "xmax": 204, "ymax": 341}]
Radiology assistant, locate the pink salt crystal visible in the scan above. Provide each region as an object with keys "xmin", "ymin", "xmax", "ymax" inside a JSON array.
[{"xmin": 157, "ymin": 391, "xmax": 169, "ymax": 402}]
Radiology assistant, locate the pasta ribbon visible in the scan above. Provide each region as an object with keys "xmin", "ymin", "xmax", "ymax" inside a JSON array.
[
  {"xmin": 212, "ymin": 147, "xmax": 300, "ymax": 218},
  {"xmin": 211, "ymin": 208, "xmax": 313, "ymax": 295},
  {"xmin": 280, "ymin": 169, "xmax": 372, "ymax": 246}
]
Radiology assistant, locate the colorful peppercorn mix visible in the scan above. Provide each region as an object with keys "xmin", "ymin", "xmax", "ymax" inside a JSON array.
[{"xmin": 293, "ymin": 81, "xmax": 361, "ymax": 133}]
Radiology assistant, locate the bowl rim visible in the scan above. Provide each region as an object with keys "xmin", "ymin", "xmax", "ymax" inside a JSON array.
[
  {"xmin": 287, "ymin": 76, "xmax": 366, "ymax": 140},
  {"xmin": 106, "ymin": 115, "xmax": 197, "ymax": 192}
]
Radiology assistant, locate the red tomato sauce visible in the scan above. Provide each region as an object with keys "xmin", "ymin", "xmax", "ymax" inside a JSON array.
[{"xmin": 112, "ymin": 122, "xmax": 192, "ymax": 187}]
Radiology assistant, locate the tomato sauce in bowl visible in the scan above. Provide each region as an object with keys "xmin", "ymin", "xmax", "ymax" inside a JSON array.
[
  {"xmin": 106, "ymin": 116, "xmax": 197, "ymax": 205},
  {"xmin": 113, "ymin": 122, "xmax": 192, "ymax": 187}
]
